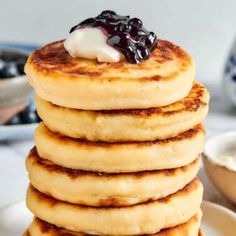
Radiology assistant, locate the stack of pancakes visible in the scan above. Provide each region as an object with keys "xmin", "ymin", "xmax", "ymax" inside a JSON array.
[{"xmin": 23, "ymin": 40, "xmax": 209, "ymax": 236}]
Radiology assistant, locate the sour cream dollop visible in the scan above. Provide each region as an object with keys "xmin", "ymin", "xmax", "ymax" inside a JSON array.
[
  {"xmin": 213, "ymin": 152, "xmax": 236, "ymax": 171},
  {"xmin": 64, "ymin": 28, "xmax": 123, "ymax": 63}
]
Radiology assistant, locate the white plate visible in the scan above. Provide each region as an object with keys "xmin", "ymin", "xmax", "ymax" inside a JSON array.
[
  {"xmin": 201, "ymin": 201, "xmax": 236, "ymax": 236},
  {"xmin": 0, "ymin": 201, "xmax": 236, "ymax": 236},
  {"xmin": 0, "ymin": 124, "xmax": 37, "ymax": 141},
  {"xmin": 0, "ymin": 201, "xmax": 32, "ymax": 236}
]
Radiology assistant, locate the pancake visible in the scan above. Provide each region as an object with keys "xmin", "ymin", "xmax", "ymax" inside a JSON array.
[
  {"xmin": 35, "ymin": 123, "xmax": 204, "ymax": 172},
  {"xmin": 26, "ymin": 148, "xmax": 200, "ymax": 206},
  {"xmin": 25, "ymin": 40, "xmax": 195, "ymax": 110},
  {"xmin": 26, "ymin": 178, "xmax": 203, "ymax": 235},
  {"xmin": 36, "ymin": 81, "xmax": 209, "ymax": 142},
  {"xmin": 26, "ymin": 211, "xmax": 202, "ymax": 236},
  {"xmin": 198, "ymin": 230, "xmax": 205, "ymax": 236}
]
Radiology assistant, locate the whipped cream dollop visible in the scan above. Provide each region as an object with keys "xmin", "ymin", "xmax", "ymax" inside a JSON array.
[{"xmin": 64, "ymin": 27, "xmax": 123, "ymax": 63}]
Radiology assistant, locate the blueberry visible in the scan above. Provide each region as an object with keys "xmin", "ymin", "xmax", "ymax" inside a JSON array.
[
  {"xmin": 129, "ymin": 18, "xmax": 143, "ymax": 29},
  {"xmin": 125, "ymin": 45, "xmax": 140, "ymax": 63},
  {"xmin": 136, "ymin": 29, "xmax": 147, "ymax": 37},
  {"xmin": 108, "ymin": 33, "xmax": 130, "ymax": 47},
  {"xmin": 23, "ymin": 103, "xmax": 35, "ymax": 113},
  {"xmin": 145, "ymin": 32, "xmax": 157, "ymax": 48},
  {"xmin": 18, "ymin": 104, "xmax": 41, "ymax": 124},
  {"xmin": 232, "ymin": 74, "xmax": 236, "ymax": 82},
  {"xmin": 126, "ymin": 44, "xmax": 135, "ymax": 53},
  {"xmin": 35, "ymin": 111, "xmax": 42, "ymax": 122},
  {"xmin": 137, "ymin": 44, "xmax": 150, "ymax": 59},
  {"xmin": 5, "ymin": 115, "xmax": 21, "ymax": 125},
  {"xmin": 27, "ymin": 100, "xmax": 37, "ymax": 111},
  {"xmin": 117, "ymin": 22, "xmax": 131, "ymax": 32},
  {"xmin": 97, "ymin": 11, "xmax": 128, "ymax": 24},
  {"xmin": 230, "ymin": 55, "xmax": 236, "ymax": 65},
  {"xmin": 126, "ymin": 49, "xmax": 141, "ymax": 64},
  {"xmin": 100, "ymin": 10, "xmax": 116, "ymax": 17},
  {"xmin": 112, "ymin": 14, "xmax": 129, "ymax": 22},
  {"xmin": 125, "ymin": 50, "xmax": 136, "ymax": 63},
  {"xmin": 19, "ymin": 109, "xmax": 41, "ymax": 124},
  {"xmin": 0, "ymin": 59, "xmax": 5, "ymax": 70},
  {"xmin": 16, "ymin": 60, "xmax": 26, "ymax": 75},
  {"xmin": 0, "ymin": 62, "xmax": 20, "ymax": 78}
]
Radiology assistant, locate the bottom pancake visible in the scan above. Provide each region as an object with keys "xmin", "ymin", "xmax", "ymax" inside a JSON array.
[
  {"xmin": 24, "ymin": 230, "xmax": 205, "ymax": 236},
  {"xmin": 25, "ymin": 210, "xmax": 202, "ymax": 236},
  {"xmin": 26, "ymin": 178, "xmax": 203, "ymax": 235},
  {"xmin": 23, "ymin": 229, "xmax": 205, "ymax": 236},
  {"xmin": 198, "ymin": 230, "xmax": 205, "ymax": 236}
]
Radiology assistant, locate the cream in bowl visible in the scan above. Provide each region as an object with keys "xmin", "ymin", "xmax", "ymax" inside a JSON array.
[{"xmin": 203, "ymin": 131, "xmax": 236, "ymax": 204}]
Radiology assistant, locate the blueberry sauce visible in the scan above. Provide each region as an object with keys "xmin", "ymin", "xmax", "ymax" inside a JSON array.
[{"xmin": 70, "ymin": 10, "xmax": 158, "ymax": 64}]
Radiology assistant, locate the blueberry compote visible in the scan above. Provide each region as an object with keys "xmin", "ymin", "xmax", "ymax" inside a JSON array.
[{"xmin": 70, "ymin": 10, "xmax": 158, "ymax": 64}]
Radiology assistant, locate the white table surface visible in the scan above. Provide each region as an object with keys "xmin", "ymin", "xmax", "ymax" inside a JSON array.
[{"xmin": 0, "ymin": 82, "xmax": 236, "ymax": 211}]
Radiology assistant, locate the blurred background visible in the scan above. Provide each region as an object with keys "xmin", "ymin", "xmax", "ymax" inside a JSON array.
[
  {"xmin": 0, "ymin": 0, "xmax": 236, "ymax": 218},
  {"xmin": 1, "ymin": 0, "xmax": 236, "ymax": 82}
]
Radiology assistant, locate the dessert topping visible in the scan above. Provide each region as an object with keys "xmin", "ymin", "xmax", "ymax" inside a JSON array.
[{"xmin": 65, "ymin": 10, "xmax": 158, "ymax": 63}]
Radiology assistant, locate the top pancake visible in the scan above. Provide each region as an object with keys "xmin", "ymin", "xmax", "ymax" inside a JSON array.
[{"xmin": 25, "ymin": 40, "xmax": 195, "ymax": 110}]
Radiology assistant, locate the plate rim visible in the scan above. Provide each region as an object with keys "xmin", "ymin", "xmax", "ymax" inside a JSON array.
[
  {"xmin": 201, "ymin": 200, "xmax": 236, "ymax": 219},
  {"xmin": 0, "ymin": 200, "xmax": 25, "ymax": 212},
  {"xmin": 0, "ymin": 123, "xmax": 37, "ymax": 141},
  {"xmin": 0, "ymin": 123, "xmax": 37, "ymax": 130},
  {"xmin": 0, "ymin": 200, "xmax": 236, "ymax": 235}
]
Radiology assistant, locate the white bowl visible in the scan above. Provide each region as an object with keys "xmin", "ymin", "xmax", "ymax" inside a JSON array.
[
  {"xmin": 203, "ymin": 131, "xmax": 236, "ymax": 204},
  {"xmin": 0, "ymin": 48, "xmax": 32, "ymax": 108},
  {"xmin": 0, "ymin": 48, "xmax": 33, "ymax": 124}
]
